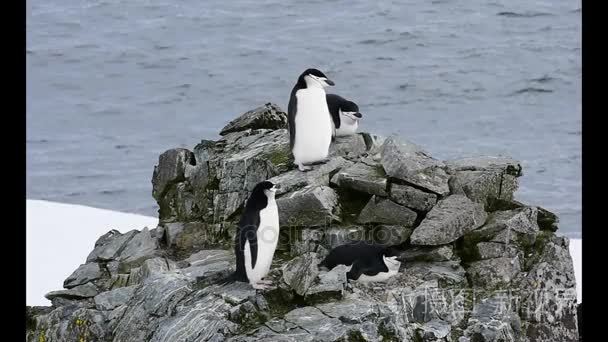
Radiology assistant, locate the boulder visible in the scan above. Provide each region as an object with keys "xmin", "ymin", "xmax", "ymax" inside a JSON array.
[
  {"xmin": 87, "ymin": 230, "xmax": 138, "ymax": 262},
  {"xmin": 380, "ymin": 137, "xmax": 450, "ymax": 195},
  {"xmin": 389, "ymin": 183, "xmax": 438, "ymax": 212},
  {"xmin": 277, "ymin": 186, "xmax": 340, "ymax": 227},
  {"xmin": 329, "ymin": 134, "xmax": 369, "ymax": 159},
  {"xmin": 399, "ymin": 245, "xmax": 454, "ymax": 262},
  {"xmin": 270, "ymin": 157, "xmax": 351, "ymax": 196},
  {"xmin": 152, "ymin": 148, "xmax": 195, "ymax": 201},
  {"xmin": 330, "ymin": 161, "xmax": 388, "ymax": 196},
  {"xmin": 374, "ymin": 225, "xmax": 414, "ymax": 245},
  {"xmin": 118, "ymin": 227, "xmax": 159, "ymax": 270},
  {"xmin": 63, "ymin": 263, "xmax": 102, "ymax": 289},
  {"xmin": 219, "ymin": 103, "xmax": 288, "ymax": 135},
  {"xmin": 410, "ymin": 195, "xmax": 487, "ymax": 245},
  {"xmin": 94, "ymin": 286, "xmax": 136, "ymax": 311},
  {"xmin": 357, "ymin": 196, "xmax": 417, "ymax": 226}
]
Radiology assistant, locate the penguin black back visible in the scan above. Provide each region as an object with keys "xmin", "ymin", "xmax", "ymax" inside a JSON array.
[{"xmin": 319, "ymin": 241, "xmax": 399, "ymax": 269}]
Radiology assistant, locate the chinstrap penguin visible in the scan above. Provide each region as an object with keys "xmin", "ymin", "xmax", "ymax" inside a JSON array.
[
  {"xmin": 319, "ymin": 241, "xmax": 402, "ymax": 283},
  {"xmin": 231, "ymin": 180, "xmax": 281, "ymax": 290},
  {"xmin": 288, "ymin": 68, "xmax": 335, "ymax": 172},
  {"xmin": 326, "ymin": 93, "xmax": 363, "ymax": 137}
]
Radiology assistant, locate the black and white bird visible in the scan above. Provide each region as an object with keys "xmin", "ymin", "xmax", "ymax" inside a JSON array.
[
  {"xmin": 232, "ymin": 181, "xmax": 280, "ymax": 290},
  {"xmin": 326, "ymin": 93, "xmax": 363, "ymax": 137},
  {"xmin": 288, "ymin": 68, "xmax": 335, "ymax": 172},
  {"xmin": 319, "ymin": 241, "xmax": 402, "ymax": 283}
]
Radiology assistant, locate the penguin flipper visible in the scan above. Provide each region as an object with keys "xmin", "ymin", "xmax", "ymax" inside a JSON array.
[
  {"xmin": 288, "ymin": 88, "xmax": 298, "ymax": 149},
  {"xmin": 326, "ymin": 93, "xmax": 342, "ymax": 129},
  {"xmin": 347, "ymin": 257, "xmax": 389, "ymax": 280}
]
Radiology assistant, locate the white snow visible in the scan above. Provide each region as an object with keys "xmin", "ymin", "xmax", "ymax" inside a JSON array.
[
  {"xmin": 26, "ymin": 199, "xmax": 158, "ymax": 306},
  {"xmin": 569, "ymin": 237, "xmax": 582, "ymax": 303}
]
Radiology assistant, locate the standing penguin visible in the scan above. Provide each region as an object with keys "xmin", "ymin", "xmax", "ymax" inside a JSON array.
[
  {"xmin": 319, "ymin": 241, "xmax": 402, "ymax": 283},
  {"xmin": 288, "ymin": 68, "xmax": 335, "ymax": 171},
  {"xmin": 326, "ymin": 94, "xmax": 363, "ymax": 137},
  {"xmin": 233, "ymin": 181, "xmax": 280, "ymax": 290}
]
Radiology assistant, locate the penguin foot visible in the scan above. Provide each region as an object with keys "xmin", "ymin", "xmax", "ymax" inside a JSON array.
[
  {"xmin": 297, "ymin": 163, "xmax": 313, "ymax": 172},
  {"xmin": 257, "ymin": 279, "xmax": 274, "ymax": 285}
]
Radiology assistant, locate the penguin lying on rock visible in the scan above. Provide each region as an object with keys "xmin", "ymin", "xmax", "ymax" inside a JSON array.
[{"xmin": 319, "ymin": 241, "xmax": 402, "ymax": 283}]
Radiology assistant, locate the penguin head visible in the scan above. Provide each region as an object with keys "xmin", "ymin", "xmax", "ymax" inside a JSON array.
[
  {"xmin": 338, "ymin": 100, "xmax": 362, "ymax": 123},
  {"xmin": 382, "ymin": 255, "xmax": 401, "ymax": 271},
  {"xmin": 251, "ymin": 180, "xmax": 280, "ymax": 199},
  {"xmin": 299, "ymin": 68, "xmax": 335, "ymax": 88}
]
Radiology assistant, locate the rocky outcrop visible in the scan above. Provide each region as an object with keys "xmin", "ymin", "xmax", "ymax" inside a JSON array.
[{"xmin": 27, "ymin": 104, "xmax": 578, "ymax": 342}]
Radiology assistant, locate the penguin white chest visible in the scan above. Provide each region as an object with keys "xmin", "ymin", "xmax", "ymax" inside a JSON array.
[
  {"xmin": 355, "ymin": 268, "xmax": 398, "ymax": 283},
  {"xmin": 335, "ymin": 115, "xmax": 359, "ymax": 136},
  {"xmin": 244, "ymin": 201, "xmax": 279, "ymax": 283},
  {"xmin": 293, "ymin": 88, "xmax": 333, "ymax": 164}
]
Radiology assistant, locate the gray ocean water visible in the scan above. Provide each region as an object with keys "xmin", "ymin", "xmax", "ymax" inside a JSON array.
[{"xmin": 26, "ymin": 0, "xmax": 581, "ymax": 238}]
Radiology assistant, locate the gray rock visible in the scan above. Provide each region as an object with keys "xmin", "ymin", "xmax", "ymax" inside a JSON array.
[
  {"xmin": 63, "ymin": 263, "xmax": 102, "ymax": 289},
  {"xmin": 476, "ymin": 242, "xmax": 521, "ymax": 260},
  {"xmin": 277, "ymin": 186, "xmax": 340, "ymax": 227},
  {"xmin": 449, "ymin": 170, "xmax": 518, "ymax": 207},
  {"xmin": 94, "ymin": 286, "xmax": 136, "ymax": 311},
  {"xmin": 464, "ymin": 293, "xmax": 520, "ymax": 342},
  {"xmin": 270, "ymin": 156, "xmax": 351, "ymax": 196},
  {"xmin": 216, "ymin": 129, "xmax": 291, "ymax": 193},
  {"xmin": 360, "ymin": 132, "xmax": 386, "ymax": 155},
  {"xmin": 518, "ymin": 236, "xmax": 578, "ymax": 342},
  {"xmin": 329, "ymin": 134, "xmax": 369, "ymax": 159},
  {"xmin": 27, "ymin": 306, "xmax": 109, "ymax": 342},
  {"xmin": 290, "ymin": 229, "xmax": 327, "ymax": 257},
  {"xmin": 380, "ymin": 137, "xmax": 450, "ymax": 195},
  {"xmin": 305, "ymin": 265, "xmax": 349, "ymax": 300},
  {"xmin": 46, "ymin": 282, "xmax": 99, "ymax": 301},
  {"xmin": 118, "ymin": 227, "xmax": 159, "ymax": 270},
  {"xmin": 445, "ymin": 156, "xmax": 522, "ymax": 176},
  {"xmin": 162, "ymin": 222, "xmax": 216, "ymax": 258},
  {"xmin": 389, "ymin": 183, "xmax": 438, "ymax": 211},
  {"xmin": 467, "ymin": 256, "xmax": 521, "ymax": 288},
  {"xmin": 283, "ymin": 306, "xmax": 348, "ymax": 341},
  {"xmin": 536, "ymin": 206, "xmax": 559, "ymax": 232},
  {"xmin": 374, "ymin": 225, "xmax": 414, "ymax": 245},
  {"xmin": 330, "ymin": 161, "xmax": 388, "ymax": 196},
  {"xmin": 357, "ymin": 196, "xmax": 417, "ymax": 226},
  {"xmin": 139, "ymin": 257, "xmax": 177, "ymax": 280},
  {"xmin": 315, "ymin": 298, "xmax": 377, "ymax": 324},
  {"xmin": 185, "ymin": 249, "xmax": 233, "ymax": 267},
  {"xmin": 406, "ymin": 261, "xmax": 468, "ymax": 287},
  {"xmin": 112, "ymin": 273, "xmax": 193, "ymax": 342},
  {"xmin": 410, "ymin": 195, "xmax": 487, "ymax": 245},
  {"xmin": 87, "ymin": 229, "xmax": 138, "ymax": 262},
  {"xmin": 220, "ymin": 103, "xmax": 288, "ymax": 136},
  {"xmin": 399, "ymin": 245, "xmax": 454, "ymax": 262},
  {"xmin": 281, "ymin": 253, "xmax": 320, "ymax": 296},
  {"xmin": 324, "ymin": 226, "xmax": 367, "ymax": 249},
  {"xmin": 467, "ymin": 207, "xmax": 539, "ymax": 248},
  {"xmin": 152, "ymin": 148, "xmax": 195, "ymax": 201},
  {"xmin": 418, "ymin": 319, "xmax": 451, "ymax": 340}
]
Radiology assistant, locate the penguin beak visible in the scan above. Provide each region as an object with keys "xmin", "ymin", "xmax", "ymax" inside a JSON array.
[
  {"xmin": 353, "ymin": 112, "xmax": 362, "ymax": 118},
  {"xmin": 323, "ymin": 78, "xmax": 335, "ymax": 86}
]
